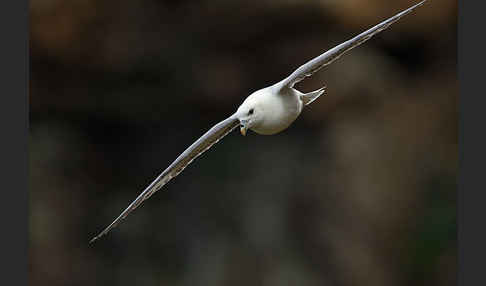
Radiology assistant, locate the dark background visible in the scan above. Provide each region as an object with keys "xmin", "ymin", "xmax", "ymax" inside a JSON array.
[{"xmin": 29, "ymin": 1, "xmax": 457, "ymax": 285}]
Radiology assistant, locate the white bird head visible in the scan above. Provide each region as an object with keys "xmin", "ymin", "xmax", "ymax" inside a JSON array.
[{"xmin": 235, "ymin": 90, "xmax": 265, "ymax": 136}]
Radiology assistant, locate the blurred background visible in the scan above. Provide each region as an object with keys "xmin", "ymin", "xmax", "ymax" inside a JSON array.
[{"xmin": 29, "ymin": 0, "xmax": 457, "ymax": 285}]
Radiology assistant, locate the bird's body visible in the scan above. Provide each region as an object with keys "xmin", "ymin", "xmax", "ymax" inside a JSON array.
[
  {"xmin": 237, "ymin": 87, "xmax": 304, "ymax": 135},
  {"xmin": 90, "ymin": 1, "xmax": 426, "ymax": 243}
]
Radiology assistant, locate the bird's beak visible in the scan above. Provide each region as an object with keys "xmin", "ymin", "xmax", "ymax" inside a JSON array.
[
  {"xmin": 240, "ymin": 125, "xmax": 247, "ymax": 136},
  {"xmin": 240, "ymin": 120, "xmax": 248, "ymax": 136}
]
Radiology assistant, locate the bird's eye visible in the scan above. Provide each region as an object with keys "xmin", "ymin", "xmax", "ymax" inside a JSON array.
[{"xmin": 248, "ymin": 109, "xmax": 254, "ymax": 115}]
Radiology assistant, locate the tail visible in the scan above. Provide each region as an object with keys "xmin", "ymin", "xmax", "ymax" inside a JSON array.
[{"xmin": 301, "ymin": 86, "xmax": 326, "ymax": 106}]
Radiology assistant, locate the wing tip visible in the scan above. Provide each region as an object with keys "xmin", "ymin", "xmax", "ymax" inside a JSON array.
[
  {"xmin": 89, "ymin": 235, "xmax": 100, "ymax": 244},
  {"xmin": 392, "ymin": 0, "xmax": 427, "ymax": 21},
  {"xmin": 89, "ymin": 230, "xmax": 107, "ymax": 244},
  {"xmin": 412, "ymin": 1, "xmax": 427, "ymax": 11}
]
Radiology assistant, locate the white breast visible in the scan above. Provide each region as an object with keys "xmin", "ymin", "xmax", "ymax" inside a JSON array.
[{"xmin": 251, "ymin": 88, "xmax": 303, "ymax": 135}]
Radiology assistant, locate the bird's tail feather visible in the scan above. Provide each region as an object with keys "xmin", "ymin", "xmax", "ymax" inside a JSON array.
[{"xmin": 302, "ymin": 86, "xmax": 326, "ymax": 106}]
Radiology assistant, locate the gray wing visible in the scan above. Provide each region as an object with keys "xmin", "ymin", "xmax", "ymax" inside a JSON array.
[
  {"xmin": 90, "ymin": 115, "xmax": 240, "ymax": 243},
  {"xmin": 274, "ymin": 1, "xmax": 426, "ymax": 90}
]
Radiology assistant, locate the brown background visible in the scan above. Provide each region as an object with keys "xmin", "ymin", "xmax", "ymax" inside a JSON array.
[{"xmin": 30, "ymin": 1, "xmax": 457, "ymax": 285}]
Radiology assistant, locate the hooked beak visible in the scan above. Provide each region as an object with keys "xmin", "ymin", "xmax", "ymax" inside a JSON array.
[
  {"xmin": 240, "ymin": 121, "xmax": 248, "ymax": 136},
  {"xmin": 240, "ymin": 125, "xmax": 247, "ymax": 136}
]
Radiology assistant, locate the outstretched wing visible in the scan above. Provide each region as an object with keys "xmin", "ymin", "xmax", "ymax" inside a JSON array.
[
  {"xmin": 90, "ymin": 115, "xmax": 240, "ymax": 243},
  {"xmin": 274, "ymin": 1, "xmax": 426, "ymax": 90}
]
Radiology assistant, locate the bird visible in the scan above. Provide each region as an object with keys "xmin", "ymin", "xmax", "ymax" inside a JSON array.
[{"xmin": 90, "ymin": 1, "xmax": 426, "ymax": 243}]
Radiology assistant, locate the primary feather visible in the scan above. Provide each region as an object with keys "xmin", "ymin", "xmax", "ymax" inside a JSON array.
[
  {"xmin": 274, "ymin": 0, "xmax": 426, "ymax": 90},
  {"xmin": 90, "ymin": 116, "xmax": 239, "ymax": 243}
]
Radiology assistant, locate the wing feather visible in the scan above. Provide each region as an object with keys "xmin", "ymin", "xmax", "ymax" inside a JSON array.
[
  {"xmin": 275, "ymin": 1, "xmax": 426, "ymax": 90},
  {"xmin": 90, "ymin": 115, "xmax": 240, "ymax": 243}
]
